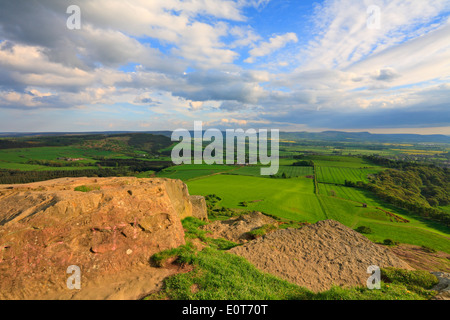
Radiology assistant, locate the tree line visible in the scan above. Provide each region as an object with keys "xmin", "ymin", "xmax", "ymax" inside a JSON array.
[{"xmin": 0, "ymin": 168, "xmax": 132, "ymax": 184}]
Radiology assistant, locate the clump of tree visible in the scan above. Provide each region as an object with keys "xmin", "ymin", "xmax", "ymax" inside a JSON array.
[
  {"xmin": 0, "ymin": 168, "xmax": 132, "ymax": 184},
  {"xmin": 26, "ymin": 159, "xmax": 91, "ymax": 167},
  {"xmin": 292, "ymin": 160, "xmax": 314, "ymax": 167},
  {"xmin": 95, "ymin": 159, "xmax": 172, "ymax": 172},
  {"xmin": 383, "ymin": 239, "xmax": 399, "ymax": 246}
]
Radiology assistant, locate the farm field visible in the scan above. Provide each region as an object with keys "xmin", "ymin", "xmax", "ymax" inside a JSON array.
[
  {"xmin": 157, "ymin": 164, "xmax": 237, "ymax": 181},
  {"xmin": 318, "ymin": 192, "xmax": 450, "ymax": 251},
  {"xmin": 318, "ymin": 183, "xmax": 382, "ymax": 206},
  {"xmin": 315, "ymin": 166, "xmax": 381, "ymax": 185},
  {"xmin": 305, "ymin": 155, "xmax": 383, "ymax": 168},
  {"xmin": 0, "ymin": 146, "xmax": 121, "ymax": 167},
  {"xmin": 187, "ymin": 175, "xmax": 325, "ymax": 222},
  {"xmin": 0, "ymin": 160, "xmax": 100, "ymax": 171},
  {"xmin": 188, "ymin": 173, "xmax": 450, "ymax": 253},
  {"xmin": 227, "ymin": 165, "xmax": 313, "ymax": 178}
]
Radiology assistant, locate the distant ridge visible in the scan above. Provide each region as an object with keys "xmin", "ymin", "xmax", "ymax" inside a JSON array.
[
  {"xmin": 281, "ymin": 131, "xmax": 450, "ymax": 143},
  {"xmin": 0, "ymin": 130, "xmax": 449, "ymax": 143}
]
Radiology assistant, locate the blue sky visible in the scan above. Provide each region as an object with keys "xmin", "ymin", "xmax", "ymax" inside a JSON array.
[{"xmin": 0, "ymin": 0, "xmax": 449, "ymax": 134}]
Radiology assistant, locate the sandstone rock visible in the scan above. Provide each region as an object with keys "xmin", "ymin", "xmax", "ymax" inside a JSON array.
[
  {"xmin": 431, "ymin": 272, "xmax": 450, "ymax": 300},
  {"xmin": 230, "ymin": 220, "xmax": 413, "ymax": 292},
  {"xmin": 189, "ymin": 195, "xmax": 208, "ymax": 221},
  {"xmin": 0, "ymin": 177, "xmax": 207, "ymax": 300},
  {"xmin": 202, "ymin": 211, "xmax": 277, "ymax": 243}
]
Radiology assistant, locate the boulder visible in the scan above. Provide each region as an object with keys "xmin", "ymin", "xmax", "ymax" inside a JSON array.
[
  {"xmin": 189, "ymin": 195, "xmax": 208, "ymax": 221},
  {"xmin": 0, "ymin": 177, "xmax": 207, "ymax": 299}
]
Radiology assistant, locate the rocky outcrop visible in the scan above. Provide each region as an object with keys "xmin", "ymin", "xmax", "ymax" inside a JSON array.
[
  {"xmin": 431, "ymin": 272, "xmax": 450, "ymax": 300},
  {"xmin": 230, "ymin": 220, "xmax": 413, "ymax": 292},
  {"xmin": 0, "ymin": 177, "xmax": 207, "ymax": 300},
  {"xmin": 189, "ymin": 195, "xmax": 208, "ymax": 221},
  {"xmin": 201, "ymin": 211, "xmax": 277, "ymax": 243}
]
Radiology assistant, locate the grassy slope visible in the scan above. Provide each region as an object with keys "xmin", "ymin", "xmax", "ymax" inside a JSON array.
[{"xmin": 147, "ymin": 218, "xmax": 438, "ymax": 301}]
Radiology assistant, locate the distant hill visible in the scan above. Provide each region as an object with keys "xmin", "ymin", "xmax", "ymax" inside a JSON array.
[
  {"xmin": 0, "ymin": 132, "xmax": 173, "ymax": 155},
  {"xmin": 0, "ymin": 130, "xmax": 449, "ymax": 144},
  {"xmin": 281, "ymin": 131, "xmax": 450, "ymax": 144}
]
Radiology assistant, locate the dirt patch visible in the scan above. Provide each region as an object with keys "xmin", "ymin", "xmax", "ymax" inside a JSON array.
[
  {"xmin": 390, "ymin": 244, "xmax": 450, "ymax": 273},
  {"xmin": 201, "ymin": 212, "xmax": 278, "ymax": 244},
  {"xmin": 230, "ymin": 220, "xmax": 412, "ymax": 292}
]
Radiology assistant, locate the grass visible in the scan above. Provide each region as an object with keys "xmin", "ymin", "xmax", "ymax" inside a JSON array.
[
  {"xmin": 354, "ymin": 221, "xmax": 450, "ymax": 253},
  {"xmin": 304, "ymin": 155, "xmax": 384, "ymax": 168},
  {"xmin": 227, "ymin": 165, "xmax": 313, "ymax": 178},
  {"xmin": 318, "ymin": 183, "xmax": 381, "ymax": 205},
  {"xmin": 381, "ymin": 267, "xmax": 439, "ymax": 296},
  {"xmin": 439, "ymin": 205, "xmax": 450, "ymax": 214},
  {"xmin": 149, "ymin": 246, "xmax": 314, "ymax": 300},
  {"xmin": 146, "ymin": 218, "xmax": 439, "ymax": 301},
  {"xmin": 247, "ymin": 224, "xmax": 278, "ymax": 239},
  {"xmin": 0, "ymin": 146, "xmax": 123, "ymax": 171},
  {"xmin": 187, "ymin": 175, "xmax": 325, "ymax": 222},
  {"xmin": 316, "ymin": 166, "xmax": 381, "ymax": 185},
  {"xmin": 317, "ymin": 194, "xmax": 450, "ymax": 252},
  {"xmin": 74, "ymin": 185, "xmax": 100, "ymax": 192},
  {"xmin": 157, "ymin": 164, "xmax": 237, "ymax": 181}
]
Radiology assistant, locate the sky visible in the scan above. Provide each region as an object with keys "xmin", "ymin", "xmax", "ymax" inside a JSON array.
[{"xmin": 0, "ymin": 0, "xmax": 449, "ymax": 134}]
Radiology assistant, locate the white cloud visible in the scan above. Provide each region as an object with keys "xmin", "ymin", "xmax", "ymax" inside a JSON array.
[{"xmin": 245, "ymin": 32, "xmax": 298, "ymax": 63}]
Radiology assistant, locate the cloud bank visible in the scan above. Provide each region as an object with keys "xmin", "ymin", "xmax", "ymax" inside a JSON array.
[{"xmin": 0, "ymin": 0, "xmax": 449, "ymax": 133}]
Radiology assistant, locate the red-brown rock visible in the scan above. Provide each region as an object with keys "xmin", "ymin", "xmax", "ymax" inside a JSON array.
[{"xmin": 0, "ymin": 177, "xmax": 206, "ymax": 299}]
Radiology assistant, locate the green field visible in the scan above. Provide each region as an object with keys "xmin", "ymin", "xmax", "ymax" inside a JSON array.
[
  {"xmin": 318, "ymin": 183, "xmax": 382, "ymax": 205},
  {"xmin": 316, "ymin": 166, "xmax": 381, "ymax": 185},
  {"xmin": 0, "ymin": 146, "xmax": 124, "ymax": 171},
  {"xmin": 157, "ymin": 164, "xmax": 237, "ymax": 181},
  {"xmin": 227, "ymin": 165, "xmax": 313, "ymax": 178},
  {"xmin": 187, "ymin": 173, "xmax": 450, "ymax": 253},
  {"xmin": 306, "ymin": 155, "xmax": 383, "ymax": 168},
  {"xmin": 188, "ymin": 175, "xmax": 324, "ymax": 222}
]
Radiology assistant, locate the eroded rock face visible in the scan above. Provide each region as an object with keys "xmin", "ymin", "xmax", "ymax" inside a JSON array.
[
  {"xmin": 189, "ymin": 195, "xmax": 208, "ymax": 221},
  {"xmin": 0, "ymin": 177, "xmax": 207, "ymax": 300}
]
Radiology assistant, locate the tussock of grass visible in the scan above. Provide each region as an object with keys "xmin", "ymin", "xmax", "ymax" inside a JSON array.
[
  {"xmin": 381, "ymin": 267, "xmax": 439, "ymax": 290},
  {"xmin": 74, "ymin": 185, "xmax": 100, "ymax": 192},
  {"xmin": 247, "ymin": 224, "xmax": 277, "ymax": 239},
  {"xmin": 151, "ymin": 242, "xmax": 197, "ymax": 268}
]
